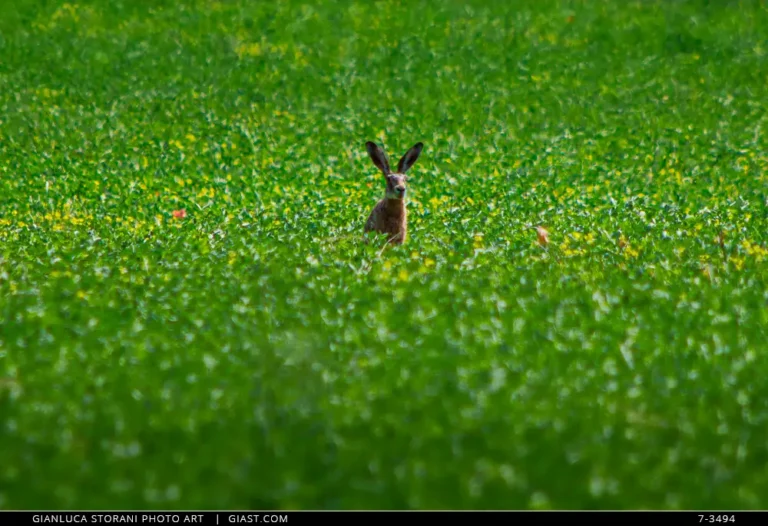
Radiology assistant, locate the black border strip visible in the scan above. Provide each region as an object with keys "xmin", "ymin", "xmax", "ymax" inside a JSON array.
[{"xmin": 0, "ymin": 511, "xmax": 764, "ymax": 525}]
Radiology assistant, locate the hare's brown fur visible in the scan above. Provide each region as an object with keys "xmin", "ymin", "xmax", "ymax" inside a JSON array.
[
  {"xmin": 365, "ymin": 196, "xmax": 407, "ymax": 244},
  {"xmin": 362, "ymin": 141, "xmax": 423, "ymax": 245}
]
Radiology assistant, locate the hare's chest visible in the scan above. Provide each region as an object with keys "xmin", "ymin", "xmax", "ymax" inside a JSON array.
[{"xmin": 382, "ymin": 205, "xmax": 406, "ymax": 234}]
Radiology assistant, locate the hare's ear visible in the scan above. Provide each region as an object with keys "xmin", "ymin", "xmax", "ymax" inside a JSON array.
[
  {"xmin": 397, "ymin": 142, "xmax": 424, "ymax": 173},
  {"xmin": 366, "ymin": 141, "xmax": 391, "ymax": 175}
]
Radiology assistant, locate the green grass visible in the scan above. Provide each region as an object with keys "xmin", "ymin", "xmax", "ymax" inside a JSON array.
[{"xmin": 2, "ymin": 0, "xmax": 768, "ymax": 510}]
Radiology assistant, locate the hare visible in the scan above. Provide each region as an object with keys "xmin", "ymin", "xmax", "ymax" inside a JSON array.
[{"xmin": 363, "ymin": 141, "xmax": 424, "ymax": 245}]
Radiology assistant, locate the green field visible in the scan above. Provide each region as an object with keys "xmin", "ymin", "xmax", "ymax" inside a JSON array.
[{"xmin": 2, "ymin": 0, "xmax": 768, "ymax": 510}]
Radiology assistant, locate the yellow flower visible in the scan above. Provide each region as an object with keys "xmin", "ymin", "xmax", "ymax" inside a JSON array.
[{"xmin": 236, "ymin": 42, "xmax": 262, "ymax": 57}]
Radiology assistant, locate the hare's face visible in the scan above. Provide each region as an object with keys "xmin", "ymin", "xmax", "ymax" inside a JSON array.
[
  {"xmin": 365, "ymin": 141, "xmax": 423, "ymax": 200},
  {"xmin": 385, "ymin": 173, "xmax": 407, "ymax": 199}
]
